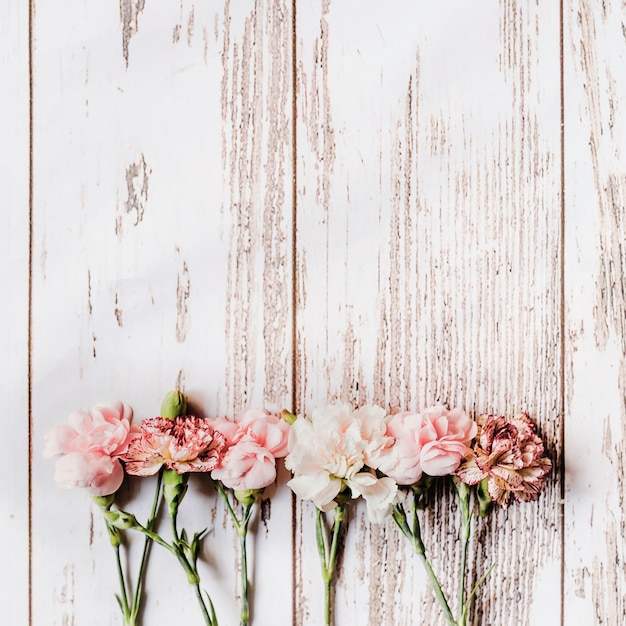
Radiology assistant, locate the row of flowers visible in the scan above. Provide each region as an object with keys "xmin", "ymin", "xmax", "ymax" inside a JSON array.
[{"xmin": 44, "ymin": 391, "xmax": 552, "ymax": 626}]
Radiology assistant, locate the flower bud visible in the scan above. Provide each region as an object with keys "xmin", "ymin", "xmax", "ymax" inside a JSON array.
[
  {"xmin": 163, "ymin": 468, "xmax": 189, "ymax": 514},
  {"xmin": 234, "ymin": 488, "xmax": 262, "ymax": 506},
  {"xmin": 160, "ymin": 390, "xmax": 187, "ymax": 420},
  {"xmin": 281, "ymin": 409, "xmax": 297, "ymax": 425},
  {"xmin": 103, "ymin": 509, "xmax": 139, "ymax": 529}
]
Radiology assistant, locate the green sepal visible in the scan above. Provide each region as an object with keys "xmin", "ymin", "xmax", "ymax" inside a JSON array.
[
  {"xmin": 163, "ymin": 469, "xmax": 189, "ymax": 513},
  {"xmin": 106, "ymin": 523, "xmax": 122, "ymax": 547},
  {"xmin": 103, "ymin": 509, "xmax": 139, "ymax": 530},
  {"xmin": 280, "ymin": 409, "xmax": 297, "ymax": 425},
  {"xmin": 476, "ymin": 477, "xmax": 493, "ymax": 517},
  {"xmin": 411, "ymin": 474, "xmax": 433, "ymax": 496},
  {"xmin": 234, "ymin": 488, "xmax": 262, "ymax": 506},
  {"xmin": 91, "ymin": 493, "xmax": 116, "ymax": 509}
]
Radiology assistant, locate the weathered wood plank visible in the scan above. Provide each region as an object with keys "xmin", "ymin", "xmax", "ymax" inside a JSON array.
[
  {"xmin": 295, "ymin": 2, "xmax": 562, "ymax": 624},
  {"xmin": 31, "ymin": 1, "xmax": 292, "ymax": 624},
  {"xmin": 1, "ymin": 1, "xmax": 30, "ymax": 624},
  {"xmin": 564, "ymin": 1, "xmax": 626, "ymax": 623}
]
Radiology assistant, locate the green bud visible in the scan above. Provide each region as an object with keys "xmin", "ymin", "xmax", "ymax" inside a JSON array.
[
  {"xmin": 91, "ymin": 493, "xmax": 116, "ymax": 510},
  {"xmin": 160, "ymin": 390, "xmax": 187, "ymax": 420},
  {"xmin": 163, "ymin": 469, "xmax": 189, "ymax": 513},
  {"xmin": 281, "ymin": 408, "xmax": 297, "ymax": 425},
  {"xmin": 103, "ymin": 509, "xmax": 139, "ymax": 530},
  {"xmin": 476, "ymin": 477, "xmax": 493, "ymax": 517},
  {"xmin": 234, "ymin": 489, "xmax": 262, "ymax": 506}
]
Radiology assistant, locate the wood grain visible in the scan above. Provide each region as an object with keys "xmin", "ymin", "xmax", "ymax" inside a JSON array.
[
  {"xmin": 30, "ymin": 1, "xmax": 292, "ymax": 624},
  {"xmin": 295, "ymin": 2, "xmax": 562, "ymax": 625},
  {"xmin": 16, "ymin": 0, "xmax": 626, "ymax": 624},
  {"xmin": 1, "ymin": 1, "xmax": 30, "ymax": 623},
  {"xmin": 564, "ymin": 1, "xmax": 626, "ymax": 623}
]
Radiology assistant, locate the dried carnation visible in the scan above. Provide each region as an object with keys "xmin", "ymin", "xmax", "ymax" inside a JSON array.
[
  {"xmin": 455, "ymin": 413, "xmax": 551, "ymax": 506},
  {"xmin": 123, "ymin": 416, "xmax": 225, "ymax": 476}
]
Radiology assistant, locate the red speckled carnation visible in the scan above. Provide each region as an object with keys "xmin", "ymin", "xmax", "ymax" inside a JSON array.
[{"xmin": 123, "ymin": 416, "xmax": 225, "ymax": 476}]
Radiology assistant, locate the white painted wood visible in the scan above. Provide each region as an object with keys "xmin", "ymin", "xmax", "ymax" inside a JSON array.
[
  {"xmin": 295, "ymin": 2, "xmax": 562, "ymax": 625},
  {"xmin": 0, "ymin": 1, "xmax": 30, "ymax": 624},
  {"xmin": 21, "ymin": 0, "xmax": 626, "ymax": 625},
  {"xmin": 31, "ymin": 1, "xmax": 292, "ymax": 625},
  {"xmin": 564, "ymin": 1, "xmax": 626, "ymax": 624}
]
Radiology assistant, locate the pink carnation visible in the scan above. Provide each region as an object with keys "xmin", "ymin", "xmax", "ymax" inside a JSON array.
[
  {"xmin": 123, "ymin": 416, "xmax": 225, "ymax": 476},
  {"xmin": 211, "ymin": 409, "xmax": 290, "ymax": 490},
  {"xmin": 380, "ymin": 405, "xmax": 477, "ymax": 485},
  {"xmin": 43, "ymin": 401, "xmax": 136, "ymax": 496}
]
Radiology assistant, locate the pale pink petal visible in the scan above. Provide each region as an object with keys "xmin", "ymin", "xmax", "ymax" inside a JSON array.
[
  {"xmin": 348, "ymin": 472, "xmax": 398, "ymax": 523},
  {"xmin": 287, "ymin": 472, "xmax": 342, "ymax": 510},
  {"xmin": 54, "ymin": 452, "xmax": 124, "ymax": 496},
  {"xmin": 43, "ymin": 424, "xmax": 79, "ymax": 457},
  {"xmin": 212, "ymin": 441, "xmax": 277, "ymax": 490},
  {"xmin": 211, "ymin": 417, "xmax": 242, "ymax": 447},
  {"xmin": 421, "ymin": 439, "xmax": 470, "ymax": 476}
]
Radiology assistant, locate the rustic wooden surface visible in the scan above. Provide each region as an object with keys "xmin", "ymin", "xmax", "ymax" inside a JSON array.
[
  {"xmin": 2, "ymin": 1, "xmax": 30, "ymax": 624},
  {"xmin": 564, "ymin": 1, "xmax": 626, "ymax": 624},
  {"xmin": 4, "ymin": 0, "xmax": 624, "ymax": 624}
]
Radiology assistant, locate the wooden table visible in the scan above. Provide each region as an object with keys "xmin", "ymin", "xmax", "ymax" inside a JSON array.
[{"xmin": 3, "ymin": 1, "xmax": 624, "ymax": 624}]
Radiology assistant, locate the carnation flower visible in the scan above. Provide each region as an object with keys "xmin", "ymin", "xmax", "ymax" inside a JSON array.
[
  {"xmin": 210, "ymin": 408, "xmax": 289, "ymax": 491},
  {"xmin": 123, "ymin": 416, "xmax": 225, "ymax": 476},
  {"xmin": 43, "ymin": 401, "xmax": 136, "ymax": 496},
  {"xmin": 379, "ymin": 405, "xmax": 477, "ymax": 485},
  {"xmin": 285, "ymin": 402, "xmax": 397, "ymax": 522},
  {"xmin": 455, "ymin": 413, "xmax": 552, "ymax": 506}
]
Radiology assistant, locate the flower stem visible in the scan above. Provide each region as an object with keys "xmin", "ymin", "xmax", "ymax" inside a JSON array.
[
  {"xmin": 129, "ymin": 471, "xmax": 163, "ymax": 624},
  {"xmin": 239, "ymin": 523, "xmax": 250, "ymax": 626},
  {"xmin": 194, "ymin": 582, "xmax": 217, "ymax": 626},
  {"xmin": 167, "ymin": 507, "xmax": 216, "ymax": 625},
  {"xmin": 92, "ymin": 496, "xmax": 135, "ymax": 625},
  {"xmin": 316, "ymin": 505, "xmax": 345, "ymax": 626},
  {"xmin": 215, "ymin": 482, "xmax": 254, "ymax": 626},
  {"xmin": 392, "ymin": 494, "xmax": 456, "ymax": 626},
  {"xmin": 113, "ymin": 544, "xmax": 131, "ymax": 620},
  {"xmin": 454, "ymin": 481, "xmax": 472, "ymax": 626}
]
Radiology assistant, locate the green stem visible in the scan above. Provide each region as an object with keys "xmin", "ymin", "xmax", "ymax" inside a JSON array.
[
  {"xmin": 459, "ymin": 530, "xmax": 470, "ymax": 625},
  {"xmin": 316, "ymin": 505, "xmax": 345, "ymax": 626},
  {"xmin": 392, "ymin": 494, "xmax": 456, "ymax": 626},
  {"xmin": 239, "ymin": 521, "xmax": 250, "ymax": 626},
  {"xmin": 129, "ymin": 471, "xmax": 163, "ymax": 623},
  {"xmin": 215, "ymin": 482, "xmax": 253, "ymax": 626},
  {"xmin": 194, "ymin": 582, "xmax": 217, "ymax": 626},
  {"xmin": 168, "ymin": 505, "xmax": 216, "ymax": 625},
  {"xmin": 460, "ymin": 561, "xmax": 496, "ymax": 625},
  {"xmin": 455, "ymin": 482, "xmax": 472, "ymax": 626},
  {"xmin": 114, "ymin": 544, "xmax": 131, "ymax": 620},
  {"xmin": 92, "ymin": 496, "xmax": 133, "ymax": 625},
  {"xmin": 127, "ymin": 505, "xmax": 215, "ymax": 626}
]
